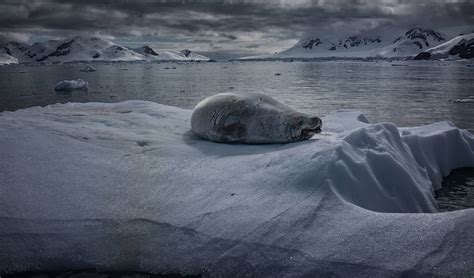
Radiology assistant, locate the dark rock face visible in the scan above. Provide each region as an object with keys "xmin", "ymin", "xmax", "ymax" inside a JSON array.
[
  {"xmin": 303, "ymin": 39, "xmax": 322, "ymax": 49},
  {"xmin": 50, "ymin": 39, "xmax": 75, "ymax": 57},
  {"xmin": 301, "ymin": 36, "xmax": 381, "ymax": 50},
  {"xmin": 36, "ymin": 39, "xmax": 75, "ymax": 61},
  {"xmin": 143, "ymin": 46, "xmax": 159, "ymax": 56},
  {"xmin": 449, "ymin": 38, "xmax": 474, "ymax": 59},
  {"xmin": 413, "ymin": 41, "xmax": 423, "ymax": 49},
  {"xmin": 404, "ymin": 27, "xmax": 446, "ymax": 43},
  {"xmin": 343, "ymin": 36, "xmax": 381, "ymax": 47},
  {"xmin": 391, "ymin": 28, "xmax": 447, "ymax": 52},
  {"xmin": 414, "ymin": 52, "xmax": 431, "ymax": 60},
  {"xmin": 1, "ymin": 45, "xmax": 12, "ymax": 56}
]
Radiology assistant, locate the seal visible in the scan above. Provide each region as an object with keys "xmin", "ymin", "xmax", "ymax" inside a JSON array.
[{"xmin": 191, "ymin": 93, "xmax": 322, "ymax": 144}]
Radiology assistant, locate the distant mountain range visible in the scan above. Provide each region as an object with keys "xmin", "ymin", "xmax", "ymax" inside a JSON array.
[
  {"xmin": 240, "ymin": 27, "xmax": 474, "ymax": 60},
  {"xmin": 1, "ymin": 29, "xmax": 472, "ymax": 65},
  {"xmin": 0, "ymin": 36, "xmax": 210, "ymax": 65}
]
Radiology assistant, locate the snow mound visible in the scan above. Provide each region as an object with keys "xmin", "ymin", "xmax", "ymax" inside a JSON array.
[
  {"xmin": 54, "ymin": 79, "xmax": 89, "ymax": 91},
  {"xmin": 0, "ymin": 101, "xmax": 474, "ymax": 276}
]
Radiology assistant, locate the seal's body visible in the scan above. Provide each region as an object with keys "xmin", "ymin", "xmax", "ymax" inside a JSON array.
[{"xmin": 191, "ymin": 93, "xmax": 322, "ymax": 144}]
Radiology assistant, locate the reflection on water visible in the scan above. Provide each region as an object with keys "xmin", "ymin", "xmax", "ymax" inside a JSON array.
[{"xmin": 436, "ymin": 168, "xmax": 474, "ymax": 211}]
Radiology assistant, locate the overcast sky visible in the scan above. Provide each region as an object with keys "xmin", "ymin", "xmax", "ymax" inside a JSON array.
[{"xmin": 0, "ymin": 0, "xmax": 473, "ymax": 58}]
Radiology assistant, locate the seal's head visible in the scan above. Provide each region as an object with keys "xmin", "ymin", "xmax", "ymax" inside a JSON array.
[
  {"xmin": 191, "ymin": 92, "xmax": 322, "ymax": 144},
  {"xmin": 289, "ymin": 114, "xmax": 322, "ymax": 142}
]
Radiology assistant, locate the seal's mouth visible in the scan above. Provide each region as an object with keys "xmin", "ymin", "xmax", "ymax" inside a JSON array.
[{"xmin": 300, "ymin": 126, "xmax": 322, "ymax": 138}]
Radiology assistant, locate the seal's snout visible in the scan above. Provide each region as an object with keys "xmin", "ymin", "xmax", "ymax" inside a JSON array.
[
  {"xmin": 297, "ymin": 116, "xmax": 322, "ymax": 140},
  {"xmin": 310, "ymin": 116, "xmax": 322, "ymax": 133}
]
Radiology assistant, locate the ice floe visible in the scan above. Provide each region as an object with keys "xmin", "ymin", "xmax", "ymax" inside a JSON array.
[
  {"xmin": 54, "ymin": 79, "xmax": 89, "ymax": 91},
  {"xmin": 453, "ymin": 96, "xmax": 474, "ymax": 103},
  {"xmin": 0, "ymin": 101, "xmax": 473, "ymax": 276}
]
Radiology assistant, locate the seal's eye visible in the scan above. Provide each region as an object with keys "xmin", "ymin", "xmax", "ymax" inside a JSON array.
[{"xmin": 259, "ymin": 97, "xmax": 263, "ymax": 102}]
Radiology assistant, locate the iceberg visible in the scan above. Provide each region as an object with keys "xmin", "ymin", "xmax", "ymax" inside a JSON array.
[
  {"xmin": 54, "ymin": 79, "xmax": 89, "ymax": 91},
  {"xmin": 0, "ymin": 101, "xmax": 473, "ymax": 276}
]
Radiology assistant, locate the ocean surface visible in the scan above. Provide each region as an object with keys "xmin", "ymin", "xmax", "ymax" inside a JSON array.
[{"xmin": 0, "ymin": 60, "xmax": 473, "ymax": 210}]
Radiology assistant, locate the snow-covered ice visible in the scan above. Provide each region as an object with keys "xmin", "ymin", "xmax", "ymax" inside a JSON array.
[
  {"xmin": 0, "ymin": 101, "xmax": 474, "ymax": 276},
  {"xmin": 54, "ymin": 79, "xmax": 89, "ymax": 91}
]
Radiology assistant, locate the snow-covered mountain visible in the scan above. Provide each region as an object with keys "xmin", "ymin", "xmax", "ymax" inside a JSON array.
[
  {"xmin": 414, "ymin": 33, "xmax": 474, "ymax": 60},
  {"xmin": 0, "ymin": 53, "xmax": 18, "ymax": 65},
  {"xmin": 271, "ymin": 35, "xmax": 384, "ymax": 59},
  {"xmin": 0, "ymin": 36, "xmax": 210, "ymax": 64},
  {"xmin": 240, "ymin": 27, "xmax": 451, "ymax": 60},
  {"xmin": 0, "ymin": 41, "xmax": 35, "ymax": 63},
  {"xmin": 133, "ymin": 45, "xmax": 209, "ymax": 61},
  {"xmin": 0, "ymin": 36, "xmax": 145, "ymax": 63},
  {"xmin": 377, "ymin": 27, "xmax": 446, "ymax": 57}
]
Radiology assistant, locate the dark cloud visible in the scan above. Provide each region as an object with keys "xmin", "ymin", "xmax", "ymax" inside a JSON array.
[{"xmin": 0, "ymin": 0, "xmax": 473, "ymax": 55}]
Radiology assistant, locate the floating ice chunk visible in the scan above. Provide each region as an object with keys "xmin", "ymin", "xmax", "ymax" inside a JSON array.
[
  {"xmin": 79, "ymin": 65, "xmax": 97, "ymax": 72},
  {"xmin": 54, "ymin": 79, "xmax": 89, "ymax": 91},
  {"xmin": 453, "ymin": 96, "xmax": 474, "ymax": 103}
]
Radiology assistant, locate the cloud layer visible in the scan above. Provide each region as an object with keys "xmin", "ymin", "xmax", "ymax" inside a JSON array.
[{"xmin": 1, "ymin": 0, "xmax": 473, "ymax": 56}]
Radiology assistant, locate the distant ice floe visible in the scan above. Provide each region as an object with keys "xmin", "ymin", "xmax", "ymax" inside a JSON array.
[
  {"xmin": 79, "ymin": 65, "xmax": 97, "ymax": 72},
  {"xmin": 0, "ymin": 101, "xmax": 473, "ymax": 276},
  {"xmin": 453, "ymin": 96, "xmax": 474, "ymax": 103},
  {"xmin": 54, "ymin": 79, "xmax": 89, "ymax": 91}
]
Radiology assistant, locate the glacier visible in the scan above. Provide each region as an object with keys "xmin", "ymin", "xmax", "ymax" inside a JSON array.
[{"xmin": 0, "ymin": 101, "xmax": 474, "ymax": 276}]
